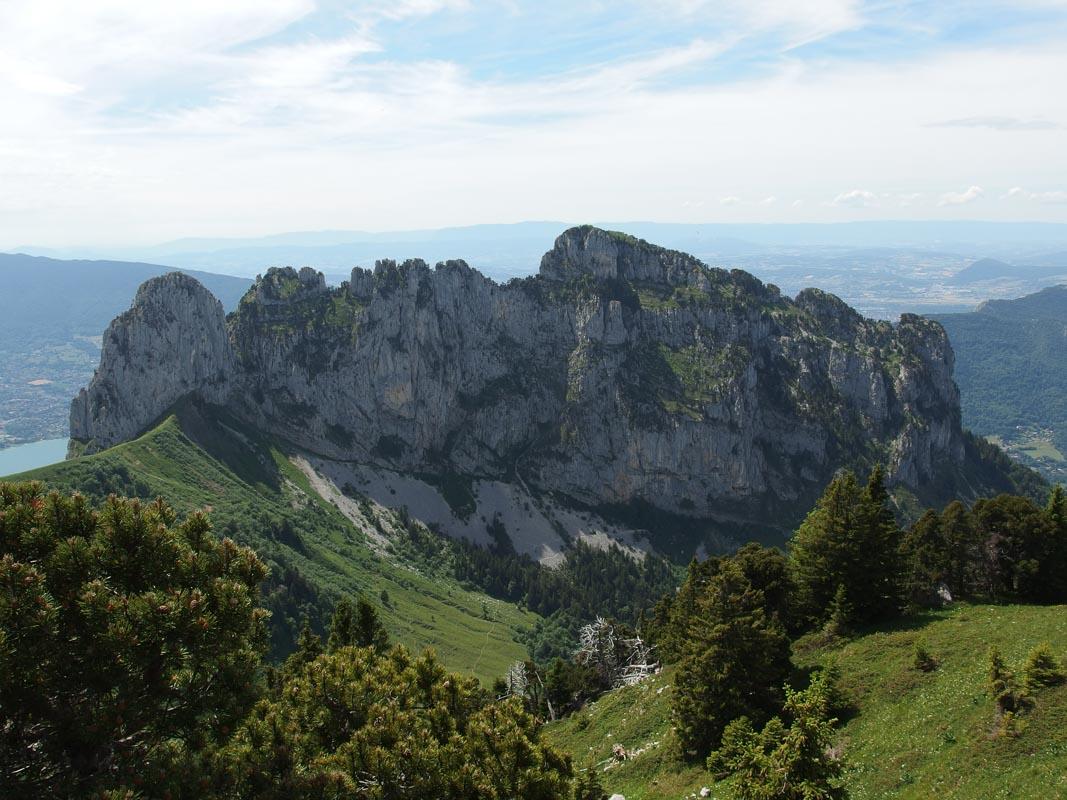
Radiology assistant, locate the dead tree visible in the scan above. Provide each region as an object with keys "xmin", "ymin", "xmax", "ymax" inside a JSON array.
[{"xmin": 575, "ymin": 617, "xmax": 657, "ymax": 688}]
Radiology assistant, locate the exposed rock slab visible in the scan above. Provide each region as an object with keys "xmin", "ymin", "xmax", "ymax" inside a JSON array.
[{"xmin": 71, "ymin": 226, "xmax": 1003, "ymax": 539}]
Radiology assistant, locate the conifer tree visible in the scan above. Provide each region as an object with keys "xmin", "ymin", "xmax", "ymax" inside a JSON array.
[
  {"xmin": 672, "ymin": 560, "xmax": 791, "ymax": 756},
  {"xmin": 1023, "ymin": 642, "xmax": 1066, "ymax": 690},
  {"xmin": 973, "ymin": 495, "xmax": 1056, "ymax": 601},
  {"xmin": 789, "ymin": 471, "xmax": 864, "ymax": 625},
  {"xmin": 987, "ymin": 646, "xmax": 1031, "ymax": 735},
  {"xmin": 708, "ymin": 670, "xmax": 848, "ymax": 800},
  {"xmin": 326, "ymin": 597, "xmax": 355, "ymax": 651},
  {"xmin": 824, "ymin": 584, "xmax": 852, "ymax": 637},
  {"xmin": 0, "ymin": 483, "xmax": 267, "ymax": 798},
  {"xmin": 1042, "ymin": 486, "xmax": 1067, "ymax": 600},
  {"xmin": 215, "ymin": 645, "xmax": 573, "ymax": 798},
  {"xmin": 572, "ymin": 768, "xmax": 608, "ymax": 800},
  {"xmin": 355, "ymin": 595, "xmax": 390, "ymax": 650},
  {"xmin": 790, "ymin": 467, "xmax": 902, "ymax": 627},
  {"xmin": 325, "ymin": 595, "xmax": 389, "ymax": 653},
  {"xmin": 940, "ymin": 501, "xmax": 980, "ymax": 598},
  {"xmin": 1048, "ymin": 485, "xmax": 1067, "ymax": 529},
  {"xmin": 856, "ymin": 464, "xmax": 904, "ymax": 620},
  {"xmin": 900, "ymin": 509, "xmax": 948, "ymax": 604},
  {"xmin": 293, "ymin": 616, "xmax": 323, "ymax": 664}
]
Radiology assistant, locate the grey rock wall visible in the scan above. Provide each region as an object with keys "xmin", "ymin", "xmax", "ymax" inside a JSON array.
[{"xmin": 71, "ymin": 226, "xmax": 975, "ymax": 524}]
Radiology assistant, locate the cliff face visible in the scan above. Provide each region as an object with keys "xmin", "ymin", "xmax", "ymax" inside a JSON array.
[
  {"xmin": 70, "ymin": 272, "xmax": 234, "ymax": 451},
  {"xmin": 71, "ymin": 226, "xmax": 974, "ymax": 525}
]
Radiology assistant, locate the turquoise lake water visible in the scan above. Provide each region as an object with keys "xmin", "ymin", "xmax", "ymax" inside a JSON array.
[{"xmin": 0, "ymin": 438, "xmax": 70, "ymax": 477}]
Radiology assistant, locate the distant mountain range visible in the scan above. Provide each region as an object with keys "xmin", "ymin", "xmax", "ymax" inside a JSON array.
[{"xmin": 16, "ymin": 220, "xmax": 1067, "ymax": 281}]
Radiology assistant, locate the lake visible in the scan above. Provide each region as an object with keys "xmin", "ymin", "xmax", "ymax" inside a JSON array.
[{"xmin": 0, "ymin": 438, "xmax": 70, "ymax": 477}]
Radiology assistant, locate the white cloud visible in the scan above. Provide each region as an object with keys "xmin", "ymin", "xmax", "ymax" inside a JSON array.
[
  {"xmin": 1003, "ymin": 186, "xmax": 1067, "ymax": 203},
  {"xmin": 367, "ymin": 0, "xmax": 471, "ymax": 21},
  {"xmin": 929, "ymin": 115, "xmax": 1059, "ymax": 130},
  {"xmin": 937, "ymin": 185, "xmax": 984, "ymax": 206},
  {"xmin": 1, "ymin": 2, "xmax": 1067, "ymax": 245},
  {"xmin": 653, "ymin": 0, "xmax": 862, "ymax": 47},
  {"xmin": 830, "ymin": 189, "xmax": 878, "ymax": 208},
  {"xmin": 760, "ymin": 195, "xmax": 777, "ymax": 205}
]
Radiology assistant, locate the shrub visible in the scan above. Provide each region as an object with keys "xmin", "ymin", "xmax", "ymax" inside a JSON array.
[
  {"xmin": 0, "ymin": 483, "xmax": 268, "ymax": 797},
  {"xmin": 1023, "ymin": 642, "xmax": 1066, "ymax": 690}
]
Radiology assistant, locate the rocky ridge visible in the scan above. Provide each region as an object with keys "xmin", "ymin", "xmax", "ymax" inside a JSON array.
[{"xmin": 71, "ymin": 226, "xmax": 1011, "ymax": 541}]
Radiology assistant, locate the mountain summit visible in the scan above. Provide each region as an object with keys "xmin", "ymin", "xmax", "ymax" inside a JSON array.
[{"xmin": 70, "ymin": 227, "xmax": 1027, "ymax": 543}]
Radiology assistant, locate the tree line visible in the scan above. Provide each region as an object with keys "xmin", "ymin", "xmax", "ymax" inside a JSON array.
[{"xmin": 642, "ymin": 469, "xmax": 1067, "ymax": 798}]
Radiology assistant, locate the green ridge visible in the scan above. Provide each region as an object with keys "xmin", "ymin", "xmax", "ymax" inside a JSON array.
[{"xmin": 7, "ymin": 406, "xmax": 535, "ymax": 684}]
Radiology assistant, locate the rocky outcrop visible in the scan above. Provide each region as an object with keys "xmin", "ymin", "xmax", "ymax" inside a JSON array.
[
  {"xmin": 69, "ymin": 272, "xmax": 234, "ymax": 452},
  {"xmin": 71, "ymin": 226, "xmax": 992, "ymax": 526}
]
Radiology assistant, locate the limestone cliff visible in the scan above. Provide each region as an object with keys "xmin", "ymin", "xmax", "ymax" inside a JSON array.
[
  {"xmin": 71, "ymin": 226, "xmax": 1006, "ymax": 530},
  {"xmin": 70, "ymin": 272, "xmax": 234, "ymax": 452}
]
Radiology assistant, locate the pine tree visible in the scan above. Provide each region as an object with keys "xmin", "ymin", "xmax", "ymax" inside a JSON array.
[
  {"xmin": 973, "ymin": 495, "xmax": 1056, "ymax": 601},
  {"xmin": 326, "ymin": 596, "xmax": 355, "ymax": 651},
  {"xmin": 790, "ymin": 471, "xmax": 864, "ymax": 625},
  {"xmin": 824, "ymin": 584, "xmax": 852, "ymax": 638},
  {"xmin": 855, "ymin": 464, "xmax": 904, "ymax": 620},
  {"xmin": 355, "ymin": 595, "xmax": 390, "ymax": 650},
  {"xmin": 672, "ymin": 560, "xmax": 792, "ymax": 757},
  {"xmin": 708, "ymin": 670, "xmax": 848, "ymax": 800},
  {"xmin": 293, "ymin": 616, "xmax": 323, "ymax": 664},
  {"xmin": 900, "ymin": 509, "xmax": 948, "ymax": 605},
  {"xmin": 324, "ymin": 595, "xmax": 389, "ymax": 653},
  {"xmin": 1042, "ymin": 486, "xmax": 1067, "ymax": 601},
  {"xmin": 940, "ymin": 501, "xmax": 980, "ymax": 598},
  {"xmin": 790, "ymin": 467, "xmax": 902, "ymax": 627},
  {"xmin": 0, "ymin": 483, "xmax": 267, "ymax": 798},
  {"xmin": 987, "ymin": 646, "xmax": 1031, "ymax": 735},
  {"xmin": 216, "ymin": 645, "xmax": 574, "ymax": 798},
  {"xmin": 912, "ymin": 641, "xmax": 937, "ymax": 672}
]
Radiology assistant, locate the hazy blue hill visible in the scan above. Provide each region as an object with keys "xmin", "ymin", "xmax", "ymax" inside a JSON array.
[
  {"xmin": 0, "ymin": 253, "xmax": 250, "ymax": 339},
  {"xmin": 0, "ymin": 253, "xmax": 251, "ymax": 446},
  {"xmin": 933, "ymin": 284, "xmax": 1067, "ymax": 482},
  {"xmin": 946, "ymin": 257, "xmax": 1015, "ymax": 283},
  {"xmin": 976, "ymin": 283, "xmax": 1067, "ymax": 318},
  {"xmin": 947, "ymin": 257, "xmax": 1067, "ymax": 285}
]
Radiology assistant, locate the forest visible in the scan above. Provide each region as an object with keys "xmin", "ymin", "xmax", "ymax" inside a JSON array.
[{"xmin": 2, "ymin": 473, "xmax": 1065, "ymax": 798}]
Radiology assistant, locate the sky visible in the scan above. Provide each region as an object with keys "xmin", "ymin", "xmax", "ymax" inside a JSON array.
[{"xmin": 2, "ymin": 0, "xmax": 1067, "ymax": 248}]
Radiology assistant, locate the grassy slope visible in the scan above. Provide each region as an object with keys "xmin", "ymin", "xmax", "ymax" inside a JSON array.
[
  {"xmin": 547, "ymin": 604, "xmax": 1067, "ymax": 799},
  {"xmin": 6, "ymin": 411, "xmax": 535, "ymax": 684}
]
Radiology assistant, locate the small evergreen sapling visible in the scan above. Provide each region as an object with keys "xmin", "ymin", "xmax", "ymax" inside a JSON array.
[
  {"xmin": 572, "ymin": 769, "xmax": 608, "ymax": 800},
  {"xmin": 708, "ymin": 670, "xmax": 848, "ymax": 800},
  {"xmin": 1023, "ymin": 642, "xmax": 1066, "ymax": 691},
  {"xmin": 912, "ymin": 641, "xmax": 938, "ymax": 672},
  {"xmin": 987, "ymin": 647, "xmax": 1032, "ymax": 737}
]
